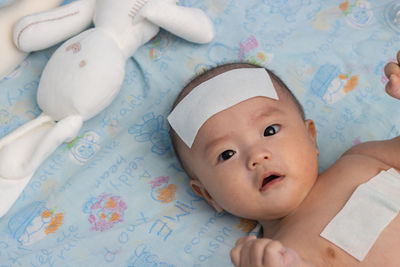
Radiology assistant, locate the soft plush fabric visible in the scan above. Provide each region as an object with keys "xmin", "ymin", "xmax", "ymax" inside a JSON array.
[
  {"xmin": 0, "ymin": 0, "xmax": 399, "ymax": 266},
  {"xmin": 0, "ymin": 0, "xmax": 63, "ymax": 80},
  {"xmin": 13, "ymin": 0, "xmax": 94, "ymax": 53}
]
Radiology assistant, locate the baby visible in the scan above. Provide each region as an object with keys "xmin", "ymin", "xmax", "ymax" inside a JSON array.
[{"xmin": 168, "ymin": 51, "xmax": 400, "ymax": 267}]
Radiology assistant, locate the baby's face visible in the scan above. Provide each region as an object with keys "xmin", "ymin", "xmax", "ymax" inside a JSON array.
[{"xmin": 185, "ymin": 94, "xmax": 319, "ymax": 222}]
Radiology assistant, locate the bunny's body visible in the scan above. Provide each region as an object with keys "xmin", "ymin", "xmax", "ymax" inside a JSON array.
[{"xmin": 39, "ymin": 28, "xmax": 126, "ymax": 121}]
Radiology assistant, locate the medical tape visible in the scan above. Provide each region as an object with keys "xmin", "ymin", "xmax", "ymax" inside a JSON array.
[
  {"xmin": 167, "ymin": 68, "xmax": 278, "ymax": 148},
  {"xmin": 320, "ymin": 168, "xmax": 400, "ymax": 261}
]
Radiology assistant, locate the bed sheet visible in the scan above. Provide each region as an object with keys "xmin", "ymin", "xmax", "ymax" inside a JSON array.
[{"xmin": 0, "ymin": 0, "xmax": 399, "ymax": 266}]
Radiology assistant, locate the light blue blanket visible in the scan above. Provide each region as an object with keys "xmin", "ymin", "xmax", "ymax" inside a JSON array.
[{"xmin": 0, "ymin": 0, "xmax": 399, "ymax": 266}]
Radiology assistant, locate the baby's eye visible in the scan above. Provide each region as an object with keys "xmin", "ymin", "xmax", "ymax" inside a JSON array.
[
  {"xmin": 218, "ymin": 150, "xmax": 236, "ymax": 162},
  {"xmin": 264, "ymin": 124, "xmax": 280, "ymax": 136}
]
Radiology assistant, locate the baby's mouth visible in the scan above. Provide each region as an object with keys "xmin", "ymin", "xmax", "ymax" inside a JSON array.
[{"xmin": 259, "ymin": 173, "xmax": 284, "ymax": 192}]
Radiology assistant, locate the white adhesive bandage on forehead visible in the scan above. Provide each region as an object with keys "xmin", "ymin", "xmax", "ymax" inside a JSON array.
[
  {"xmin": 320, "ymin": 168, "xmax": 400, "ymax": 261},
  {"xmin": 168, "ymin": 68, "xmax": 278, "ymax": 148}
]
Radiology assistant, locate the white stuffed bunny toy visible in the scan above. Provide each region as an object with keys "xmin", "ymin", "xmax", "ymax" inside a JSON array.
[
  {"xmin": 0, "ymin": 0, "xmax": 64, "ymax": 80},
  {"xmin": 0, "ymin": 0, "xmax": 214, "ymax": 218}
]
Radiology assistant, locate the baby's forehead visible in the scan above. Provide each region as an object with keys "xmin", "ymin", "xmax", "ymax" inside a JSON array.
[
  {"xmin": 198, "ymin": 96, "xmax": 284, "ymax": 134},
  {"xmin": 168, "ymin": 68, "xmax": 279, "ymax": 148}
]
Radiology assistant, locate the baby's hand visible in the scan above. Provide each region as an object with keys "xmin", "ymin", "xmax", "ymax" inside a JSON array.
[
  {"xmin": 230, "ymin": 235, "xmax": 311, "ymax": 267},
  {"xmin": 384, "ymin": 50, "xmax": 400, "ymax": 99}
]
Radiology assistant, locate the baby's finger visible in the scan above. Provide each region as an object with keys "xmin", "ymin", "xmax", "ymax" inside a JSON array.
[
  {"xmin": 235, "ymin": 235, "xmax": 257, "ymax": 246},
  {"xmin": 386, "ymin": 74, "xmax": 400, "ymax": 99},
  {"xmin": 240, "ymin": 237, "xmax": 262, "ymax": 267},
  {"xmin": 397, "ymin": 50, "xmax": 400, "ymax": 64},
  {"xmin": 231, "ymin": 236, "xmax": 257, "ymax": 266},
  {"xmin": 384, "ymin": 62, "xmax": 400, "ymax": 79},
  {"xmin": 230, "ymin": 244, "xmax": 241, "ymax": 266},
  {"xmin": 262, "ymin": 240, "xmax": 287, "ymax": 266},
  {"xmin": 248, "ymin": 238, "xmax": 275, "ymax": 267},
  {"xmin": 238, "ymin": 236, "xmax": 258, "ymax": 267}
]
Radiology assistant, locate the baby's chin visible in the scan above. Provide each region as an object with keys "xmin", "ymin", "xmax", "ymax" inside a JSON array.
[{"xmin": 254, "ymin": 199, "xmax": 305, "ymax": 224}]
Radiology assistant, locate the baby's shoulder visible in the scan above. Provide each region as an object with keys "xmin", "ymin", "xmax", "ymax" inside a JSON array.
[
  {"xmin": 336, "ymin": 149, "xmax": 391, "ymax": 172},
  {"xmin": 320, "ymin": 151, "xmax": 394, "ymax": 186}
]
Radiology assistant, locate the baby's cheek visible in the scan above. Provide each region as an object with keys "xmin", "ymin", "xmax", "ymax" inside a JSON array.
[
  {"xmin": 299, "ymin": 142, "xmax": 319, "ymax": 171},
  {"xmin": 215, "ymin": 186, "xmax": 246, "ymax": 212}
]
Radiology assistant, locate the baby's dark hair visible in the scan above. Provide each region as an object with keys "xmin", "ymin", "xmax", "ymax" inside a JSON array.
[{"xmin": 169, "ymin": 62, "xmax": 305, "ymax": 173}]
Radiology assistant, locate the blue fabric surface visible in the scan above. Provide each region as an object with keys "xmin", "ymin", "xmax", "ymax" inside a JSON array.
[{"xmin": 0, "ymin": 0, "xmax": 399, "ymax": 266}]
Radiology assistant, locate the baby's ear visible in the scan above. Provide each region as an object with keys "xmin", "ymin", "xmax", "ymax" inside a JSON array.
[
  {"xmin": 190, "ymin": 179, "xmax": 224, "ymax": 213},
  {"xmin": 305, "ymin": 119, "xmax": 319, "ymax": 155}
]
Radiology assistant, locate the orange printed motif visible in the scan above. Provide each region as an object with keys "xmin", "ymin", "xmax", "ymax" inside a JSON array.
[
  {"xmin": 45, "ymin": 213, "xmax": 64, "ymax": 235},
  {"xmin": 8, "ymin": 202, "xmax": 65, "ymax": 246},
  {"xmin": 339, "ymin": 1, "xmax": 349, "ymax": 12},
  {"xmin": 149, "ymin": 49, "xmax": 161, "ymax": 61},
  {"xmin": 149, "ymin": 176, "xmax": 179, "ymax": 204},
  {"xmin": 157, "ymin": 184, "xmax": 177, "ymax": 203},
  {"xmin": 41, "ymin": 209, "xmax": 52, "ymax": 219},
  {"xmin": 311, "ymin": 64, "xmax": 360, "ymax": 104},
  {"xmin": 147, "ymin": 33, "xmax": 173, "ymax": 61},
  {"xmin": 237, "ymin": 218, "xmax": 257, "ymax": 233},
  {"xmin": 39, "ymin": 209, "xmax": 64, "ymax": 235},
  {"xmin": 105, "ymin": 198, "xmax": 117, "ymax": 208},
  {"xmin": 344, "ymin": 75, "xmax": 358, "ymax": 93},
  {"xmin": 339, "ymin": 73, "xmax": 359, "ymax": 93},
  {"xmin": 339, "ymin": 0, "xmax": 374, "ymax": 29},
  {"xmin": 84, "ymin": 193, "xmax": 127, "ymax": 232},
  {"xmin": 109, "ymin": 212, "xmax": 120, "ymax": 222}
]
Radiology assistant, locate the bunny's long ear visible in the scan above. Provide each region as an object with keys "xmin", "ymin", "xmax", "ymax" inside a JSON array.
[
  {"xmin": 0, "ymin": 0, "xmax": 63, "ymax": 80},
  {"xmin": 141, "ymin": 3, "xmax": 214, "ymax": 44},
  {"xmin": 14, "ymin": 0, "xmax": 96, "ymax": 52}
]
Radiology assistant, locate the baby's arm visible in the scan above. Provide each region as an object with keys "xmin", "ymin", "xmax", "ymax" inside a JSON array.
[
  {"xmin": 343, "ymin": 51, "xmax": 400, "ymax": 169},
  {"xmin": 230, "ymin": 236, "xmax": 315, "ymax": 267}
]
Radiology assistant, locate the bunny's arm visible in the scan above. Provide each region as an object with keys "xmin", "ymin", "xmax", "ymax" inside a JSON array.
[
  {"xmin": 14, "ymin": 0, "xmax": 96, "ymax": 52},
  {"xmin": 141, "ymin": 2, "xmax": 214, "ymax": 44}
]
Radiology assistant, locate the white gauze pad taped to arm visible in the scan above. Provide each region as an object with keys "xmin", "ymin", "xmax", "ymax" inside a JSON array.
[
  {"xmin": 167, "ymin": 68, "xmax": 278, "ymax": 148},
  {"xmin": 320, "ymin": 168, "xmax": 400, "ymax": 261}
]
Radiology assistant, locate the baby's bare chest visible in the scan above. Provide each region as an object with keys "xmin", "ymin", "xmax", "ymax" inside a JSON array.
[
  {"xmin": 279, "ymin": 216, "xmax": 400, "ymax": 266},
  {"xmin": 276, "ymin": 155, "xmax": 400, "ymax": 266}
]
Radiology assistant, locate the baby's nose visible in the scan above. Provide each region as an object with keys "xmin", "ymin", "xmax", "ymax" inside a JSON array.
[{"xmin": 247, "ymin": 149, "xmax": 271, "ymax": 169}]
